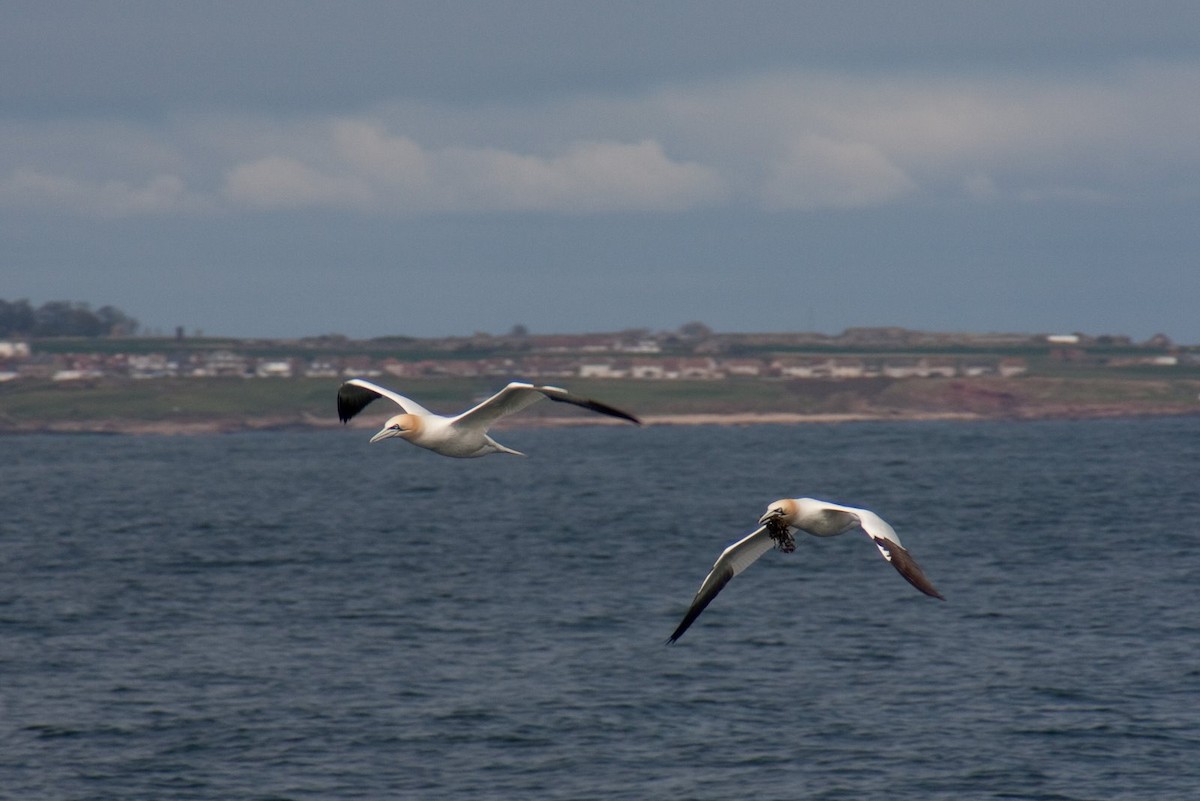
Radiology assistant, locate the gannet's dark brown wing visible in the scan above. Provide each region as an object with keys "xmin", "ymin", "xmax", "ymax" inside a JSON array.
[
  {"xmin": 667, "ymin": 526, "xmax": 775, "ymax": 644},
  {"xmin": 868, "ymin": 533, "xmax": 945, "ymax": 600},
  {"xmin": 337, "ymin": 378, "xmax": 433, "ymax": 423},
  {"xmin": 853, "ymin": 508, "xmax": 945, "ymax": 600}
]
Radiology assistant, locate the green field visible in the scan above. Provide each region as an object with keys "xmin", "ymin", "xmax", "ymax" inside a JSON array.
[{"xmin": 3, "ymin": 373, "xmax": 1199, "ymax": 433}]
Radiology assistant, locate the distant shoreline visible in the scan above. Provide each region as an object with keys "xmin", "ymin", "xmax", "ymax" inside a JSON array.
[{"xmin": 4, "ymin": 406, "xmax": 1198, "ymax": 436}]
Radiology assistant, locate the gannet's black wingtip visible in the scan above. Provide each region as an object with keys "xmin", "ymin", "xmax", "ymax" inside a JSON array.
[
  {"xmin": 336, "ymin": 380, "xmax": 383, "ymax": 423},
  {"xmin": 538, "ymin": 387, "xmax": 641, "ymax": 425}
]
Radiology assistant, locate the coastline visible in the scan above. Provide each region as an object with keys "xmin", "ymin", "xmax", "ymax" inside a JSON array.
[{"xmin": 4, "ymin": 406, "xmax": 1197, "ymax": 435}]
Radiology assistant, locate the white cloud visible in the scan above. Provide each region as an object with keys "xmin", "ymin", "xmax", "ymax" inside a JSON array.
[
  {"xmin": 223, "ymin": 155, "xmax": 371, "ymax": 209},
  {"xmin": 3, "ymin": 59, "xmax": 1199, "ymax": 217},
  {"xmin": 614, "ymin": 61, "xmax": 1200, "ymax": 206},
  {"xmin": 761, "ymin": 135, "xmax": 915, "ymax": 210},
  {"xmin": 332, "ymin": 121, "xmax": 427, "ymax": 182},
  {"xmin": 424, "ymin": 137, "xmax": 726, "ymax": 213},
  {"xmin": 224, "ymin": 121, "xmax": 726, "ymax": 213},
  {"xmin": 0, "ymin": 168, "xmax": 204, "ymax": 217}
]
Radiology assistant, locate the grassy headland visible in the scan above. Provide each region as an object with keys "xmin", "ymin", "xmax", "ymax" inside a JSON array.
[
  {"xmin": 3, "ymin": 328, "xmax": 1198, "ymax": 433},
  {"xmin": 2, "ymin": 373, "xmax": 1198, "ymax": 435}
]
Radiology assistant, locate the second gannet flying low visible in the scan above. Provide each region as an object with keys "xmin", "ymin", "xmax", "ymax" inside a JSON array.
[
  {"xmin": 337, "ymin": 378, "xmax": 640, "ymax": 458},
  {"xmin": 667, "ymin": 497, "xmax": 944, "ymax": 643}
]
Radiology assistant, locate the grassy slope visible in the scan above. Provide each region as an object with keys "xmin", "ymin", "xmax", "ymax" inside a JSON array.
[{"xmin": 2, "ymin": 374, "xmax": 1199, "ymax": 431}]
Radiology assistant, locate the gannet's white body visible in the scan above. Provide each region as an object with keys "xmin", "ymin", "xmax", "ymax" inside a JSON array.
[
  {"xmin": 668, "ymin": 497, "xmax": 943, "ymax": 643},
  {"xmin": 337, "ymin": 378, "xmax": 640, "ymax": 458}
]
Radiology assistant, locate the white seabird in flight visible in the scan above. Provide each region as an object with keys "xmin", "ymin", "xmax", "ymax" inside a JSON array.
[
  {"xmin": 337, "ymin": 378, "xmax": 640, "ymax": 458},
  {"xmin": 668, "ymin": 497, "xmax": 944, "ymax": 643}
]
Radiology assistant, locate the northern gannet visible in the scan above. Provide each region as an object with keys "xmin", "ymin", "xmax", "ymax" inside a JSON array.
[
  {"xmin": 337, "ymin": 378, "xmax": 640, "ymax": 458},
  {"xmin": 668, "ymin": 497, "xmax": 944, "ymax": 643}
]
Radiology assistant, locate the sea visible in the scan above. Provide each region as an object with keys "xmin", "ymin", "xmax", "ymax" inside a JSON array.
[{"xmin": 1, "ymin": 417, "xmax": 1198, "ymax": 800}]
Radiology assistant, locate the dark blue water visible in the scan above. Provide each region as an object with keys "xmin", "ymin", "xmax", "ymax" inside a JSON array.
[{"xmin": 2, "ymin": 418, "xmax": 1198, "ymax": 800}]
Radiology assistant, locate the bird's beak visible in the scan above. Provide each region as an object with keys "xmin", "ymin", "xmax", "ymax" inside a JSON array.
[
  {"xmin": 369, "ymin": 427, "xmax": 400, "ymax": 443},
  {"xmin": 759, "ymin": 509, "xmax": 785, "ymax": 526}
]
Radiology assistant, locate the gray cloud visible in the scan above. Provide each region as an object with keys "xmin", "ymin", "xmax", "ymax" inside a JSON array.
[
  {"xmin": 5, "ymin": 61, "xmax": 1198, "ymax": 217},
  {"xmin": 6, "ymin": 2, "xmax": 1200, "ymax": 113},
  {"xmin": 223, "ymin": 125, "xmax": 727, "ymax": 213},
  {"xmin": 0, "ymin": 169, "xmax": 203, "ymax": 217},
  {"xmin": 3, "ymin": 2, "xmax": 1200, "ymax": 341}
]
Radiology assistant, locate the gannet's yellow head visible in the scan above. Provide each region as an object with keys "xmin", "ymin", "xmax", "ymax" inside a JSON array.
[
  {"xmin": 759, "ymin": 498, "xmax": 799, "ymax": 526},
  {"xmin": 370, "ymin": 413, "xmax": 421, "ymax": 443}
]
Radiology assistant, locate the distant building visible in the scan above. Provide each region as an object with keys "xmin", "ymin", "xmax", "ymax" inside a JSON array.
[
  {"xmin": 194, "ymin": 350, "xmax": 251, "ymax": 377},
  {"xmin": 629, "ymin": 359, "xmax": 666, "ymax": 380},
  {"xmin": 721, "ymin": 358, "xmax": 764, "ymax": 377},
  {"xmin": 52, "ymin": 369, "xmax": 103, "ymax": 381},
  {"xmin": 772, "ymin": 357, "xmax": 829, "ymax": 378},
  {"xmin": 961, "ymin": 362, "xmax": 996, "ymax": 377},
  {"xmin": 304, "ymin": 360, "xmax": 340, "ymax": 378},
  {"xmin": 998, "ymin": 358, "xmax": 1029, "ymax": 377},
  {"xmin": 578, "ymin": 360, "xmax": 628, "ymax": 379},
  {"xmin": 127, "ymin": 353, "xmax": 174, "ymax": 378},
  {"xmin": 256, "ymin": 360, "xmax": 294, "ymax": 378},
  {"xmin": 0, "ymin": 340, "xmax": 31, "ymax": 359}
]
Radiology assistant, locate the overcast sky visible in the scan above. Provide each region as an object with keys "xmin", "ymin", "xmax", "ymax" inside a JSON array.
[{"xmin": 4, "ymin": 1, "xmax": 1200, "ymax": 341}]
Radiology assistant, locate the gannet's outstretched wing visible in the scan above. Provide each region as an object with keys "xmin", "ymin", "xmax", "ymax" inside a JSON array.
[
  {"xmin": 337, "ymin": 378, "xmax": 435, "ymax": 423},
  {"xmin": 852, "ymin": 507, "xmax": 945, "ymax": 600},
  {"xmin": 452, "ymin": 382, "xmax": 640, "ymax": 430},
  {"xmin": 667, "ymin": 526, "xmax": 775, "ymax": 644}
]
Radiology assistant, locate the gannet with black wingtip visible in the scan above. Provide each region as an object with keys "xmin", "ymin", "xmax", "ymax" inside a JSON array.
[
  {"xmin": 667, "ymin": 497, "xmax": 944, "ymax": 643},
  {"xmin": 337, "ymin": 378, "xmax": 640, "ymax": 458}
]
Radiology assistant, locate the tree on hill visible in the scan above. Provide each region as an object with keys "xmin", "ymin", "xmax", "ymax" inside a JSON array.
[{"xmin": 0, "ymin": 298, "xmax": 139, "ymax": 337}]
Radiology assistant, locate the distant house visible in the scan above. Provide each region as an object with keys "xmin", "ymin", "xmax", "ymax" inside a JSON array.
[
  {"xmin": 882, "ymin": 361, "xmax": 917, "ymax": 379},
  {"xmin": 882, "ymin": 358, "xmax": 956, "ymax": 379},
  {"xmin": 1106, "ymin": 355, "xmax": 1181, "ymax": 368},
  {"xmin": 720, "ymin": 358, "xmax": 764, "ymax": 377},
  {"xmin": 578, "ymin": 360, "xmax": 628, "ymax": 379},
  {"xmin": 921, "ymin": 358, "xmax": 957, "ymax": 378},
  {"xmin": 52, "ymin": 368, "xmax": 103, "ymax": 381},
  {"xmin": 777, "ymin": 357, "xmax": 867, "ymax": 378},
  {"xmin": 340, "ymin": 356, "xmax": 380, "ymax": 378},
  {"xmin": 195, "ymin": 350, "xmax": 251, "ymax": 377},
  {"xmin": 629, "ymin": 359, "xmax": 666, "ymax": 380},
  {"xmin": 614, "ymin": 339, "xmax": 662, "ymax": 354},
  {"xmin": 961, "ymin": 362, "xmax": 996, "ymax": 377},
  {"xmin": 255, "ymin": 359, "xmax": 294, "ymax": 378},
  {"xmin": 304, "ymin": 360, "xmax": 340, "ymax": 378},
  {"xmin": 479, "ymin": 357, "xmax": 519, "ymax": 376},
  {"xmin": 998, "ymin": 358, "xmax": 1028, "ymax": 377},
  {"xmin": 677, "ymin": 357, "xmax": 721, "ymax": 380},
  {"xmin": 772, "ymin": 357, "xmax": 829, "ymax": 379},
  {"xmin": 127, "ymin": 353, "xmax": 174, "ymax": 379},
  {"xmin": 0, "ymin": 340, "xmax": 31, "ymax": 360},
  {"xmin": 829, "ymin": 358, "xmax": 868, "ymax": 379}
]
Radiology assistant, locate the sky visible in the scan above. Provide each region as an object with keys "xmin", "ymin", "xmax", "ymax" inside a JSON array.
[{"xmin": 3, "ymin": 1, "xmax": 1200, "ymax": 342}]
